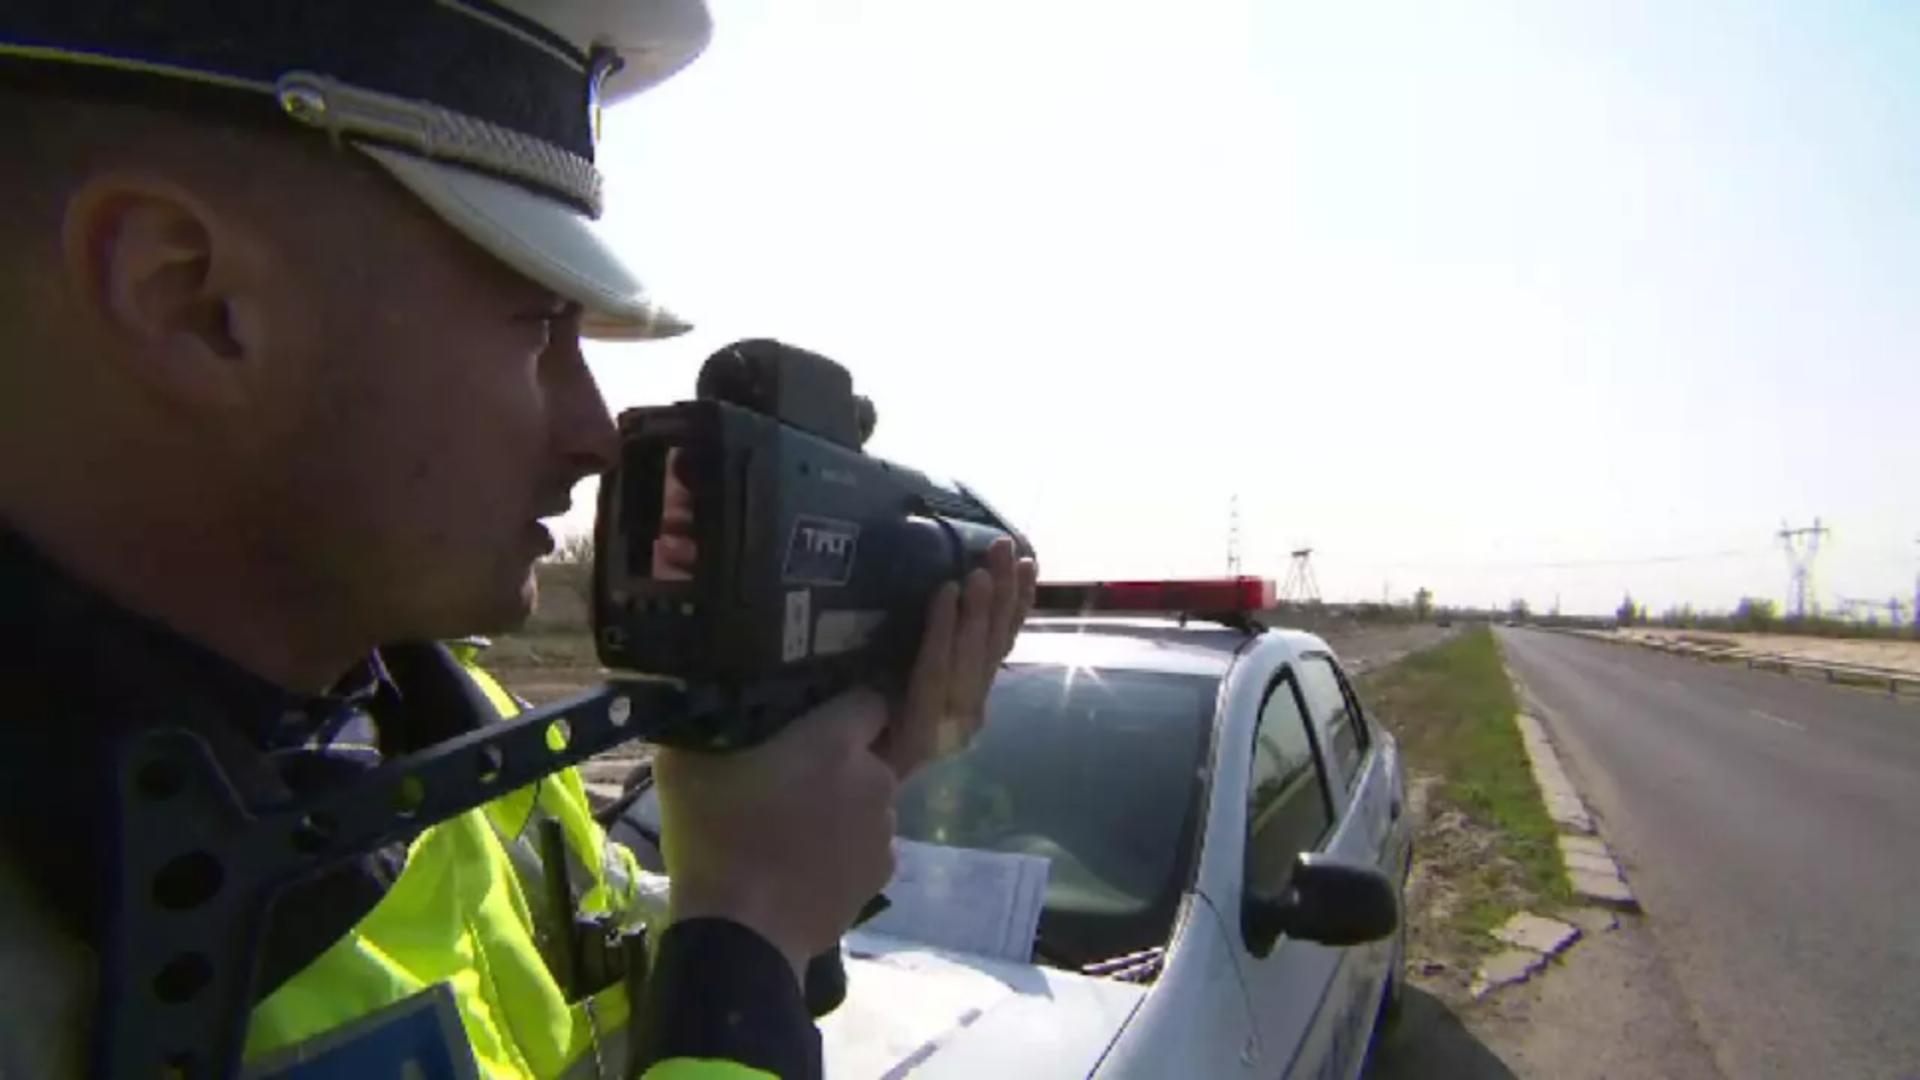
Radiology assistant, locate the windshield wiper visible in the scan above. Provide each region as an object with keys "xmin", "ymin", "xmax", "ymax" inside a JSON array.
[{"xmin": 1078, "ymin": 946, "xmax": 1165, "ymax": 984}]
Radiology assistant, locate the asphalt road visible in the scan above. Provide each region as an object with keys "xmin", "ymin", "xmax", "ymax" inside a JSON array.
[{"xmin": 1497, "ymin": 627, "xmax": 1920, "ymax": 1079}]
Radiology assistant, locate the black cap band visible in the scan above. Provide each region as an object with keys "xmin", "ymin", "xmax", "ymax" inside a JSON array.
[{"xmin": 1, "ymin": 0, "xmax": 598, "ymax": 163}]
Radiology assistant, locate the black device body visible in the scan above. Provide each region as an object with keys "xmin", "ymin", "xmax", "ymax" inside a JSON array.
[{"xmin": 593, "ymin": 338, "xmax": 1033, "ymax": 750}]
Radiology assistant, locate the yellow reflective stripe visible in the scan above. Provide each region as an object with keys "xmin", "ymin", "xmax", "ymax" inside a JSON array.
[
  {"xmin": 641, "ymin": 1061, "xmax": 779, "ymax": 1080},
  {"xmin": 463, "ymin": 661, "xmax": 523, "ymax": 719},
  {"xmin": 461, "ymin": 659, "xmax": 642, "ymax": 917}
]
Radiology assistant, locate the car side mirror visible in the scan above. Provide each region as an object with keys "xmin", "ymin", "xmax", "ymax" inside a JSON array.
[{"xmin": 1244, "ymin": 853, "xmax": 1399, "ymax": 955}]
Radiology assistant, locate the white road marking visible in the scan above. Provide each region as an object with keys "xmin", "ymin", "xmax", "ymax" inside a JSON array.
[{"xmin": 1750, "ymin": 708, "xmax": 1805, "ymax": 731}]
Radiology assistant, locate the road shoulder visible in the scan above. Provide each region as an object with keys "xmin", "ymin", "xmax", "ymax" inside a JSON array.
[
  {"xmin": 1462, "ymin": 907, "xmax": 1722, "ymax": 1080},
  {"xmin": 1366, "ymin": 629, "xmax": 1724, "ymax": 1079}
]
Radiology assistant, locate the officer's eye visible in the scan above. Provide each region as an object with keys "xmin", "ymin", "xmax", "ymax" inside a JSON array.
[
  {"xmin": 519, "ymin": 299, "xmax": 581, "ymax": 328},
  {"xmin": 518, "ymin": 302, "xmax": 582, "ymax": 352}
]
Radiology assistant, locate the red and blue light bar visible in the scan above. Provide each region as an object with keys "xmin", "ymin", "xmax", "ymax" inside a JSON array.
[{"xmin": 1033, "ymin": 577, "xmax": 1277, "ymax": 615}]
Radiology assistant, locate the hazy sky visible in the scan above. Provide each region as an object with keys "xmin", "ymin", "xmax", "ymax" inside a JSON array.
[{"xmin": 565, "ymin": 0, "xmax": 1919, "ymax": 617}]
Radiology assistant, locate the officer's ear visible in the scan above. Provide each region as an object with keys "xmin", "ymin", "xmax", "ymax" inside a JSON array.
[{"xmin": 59, "ymin": 175, "xmax": 266, "ymax": 411}]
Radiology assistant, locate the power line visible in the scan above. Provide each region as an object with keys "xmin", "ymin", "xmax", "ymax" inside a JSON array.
[{"xmin": 1341, "ymin": 548, "xmax": 1770, "ymax": 572}]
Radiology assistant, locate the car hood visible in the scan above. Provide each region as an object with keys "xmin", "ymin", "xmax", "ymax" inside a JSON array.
[{"xmin": 820, "ymin": 930, "xmax": 1149, "ymax": 1079}]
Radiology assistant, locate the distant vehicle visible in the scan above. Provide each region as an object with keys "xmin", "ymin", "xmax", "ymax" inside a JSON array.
[
  {"xmin": 609, "ymin": 578, "xmax": 1412, "ymax": 1079},
  {"xmin": 1436, "ymin": 614, "xmax": 1454, "ymax": 627}
]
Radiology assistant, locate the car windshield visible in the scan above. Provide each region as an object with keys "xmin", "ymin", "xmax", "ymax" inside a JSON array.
[{"xmin": 894, "ymin": 663, "xmax": 1218, "ymax": 970}]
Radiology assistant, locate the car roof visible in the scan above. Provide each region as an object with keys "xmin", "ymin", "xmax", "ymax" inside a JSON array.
[{"xmin": 1010, "ymin": 616, "xmax": 1332, "ymax": 678}]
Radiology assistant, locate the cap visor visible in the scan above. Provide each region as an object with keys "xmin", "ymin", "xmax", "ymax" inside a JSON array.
[{"xmin": 356, "ymin": 143, "xmax": 689, "ymax": 341}]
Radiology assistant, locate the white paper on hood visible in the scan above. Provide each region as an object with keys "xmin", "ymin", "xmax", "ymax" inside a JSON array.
[{"xmin": 861, "ymin": 840, "xmax": 1051, "ymax": 963}]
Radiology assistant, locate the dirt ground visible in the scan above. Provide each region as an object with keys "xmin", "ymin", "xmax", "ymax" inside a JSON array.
[
  {"xmin": 1370, "ymin": 905, "xmax": 1723, "ymax": 1080},
  {"xmin": 1368, "ymin": 766, "xmax": 1722, "ymax": 1080},
  {"xmin": 1625, "ymin": 627, "xmax": 1920, "ymax": 674},
  {"xmin": 1395, "ymin": 776, "xmax": 1533, "ymax": 1004}
]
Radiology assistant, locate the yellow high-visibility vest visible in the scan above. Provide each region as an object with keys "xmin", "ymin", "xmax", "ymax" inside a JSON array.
[{"xmin": 242, "ymin": 656, "xmax": 771, "ymax": 1080}]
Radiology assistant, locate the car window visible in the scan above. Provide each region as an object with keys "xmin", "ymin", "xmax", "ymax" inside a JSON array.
[
  {"xmin": 1331, "ymin": 660, "xmax": 1373, "ymax": 745},
  {"xmin": 894, "ymin": 664, "xmax": 1218, "ymax": 969},
  {"xmin": 1244, "ymin": 671, "xmax": 1332, "ymax": 903},
  {"xmin": 1298, "ymin": 655, "xmax": 1368, "ymax": 789}
]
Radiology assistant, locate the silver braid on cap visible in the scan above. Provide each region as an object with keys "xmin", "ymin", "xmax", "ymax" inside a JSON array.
[{"xmin": 275, "ymin": 71, "xmax": 604, "ymax": 216}]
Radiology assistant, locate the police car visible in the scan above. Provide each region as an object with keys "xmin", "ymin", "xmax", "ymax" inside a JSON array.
[{"xmin": 611, "ymin": 578, "xmax": 1412, "ymax": 1079}]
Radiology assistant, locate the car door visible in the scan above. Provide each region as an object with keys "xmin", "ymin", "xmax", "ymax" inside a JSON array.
[
  {"xmin": 1293, "ymin": 653, "xmax": 1398, "ymax": 1078},
  {"xmin": 1232, "ymin": 666, "xmax": 1346, "ymax": 1078}
]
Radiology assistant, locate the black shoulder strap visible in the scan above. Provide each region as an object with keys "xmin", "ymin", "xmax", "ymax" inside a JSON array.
[{"xmin": 373, "ymin": 642, "xmax": 498, "ymax": 752}]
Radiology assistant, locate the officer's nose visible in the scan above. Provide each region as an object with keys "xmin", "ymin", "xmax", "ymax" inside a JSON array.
[{"xmin": 546, "ymin": 335, "xmax": 619, "ymax": 478}]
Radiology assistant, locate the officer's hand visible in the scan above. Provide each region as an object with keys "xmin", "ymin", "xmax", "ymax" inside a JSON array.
[
  {"xmin": 654, "ymin": 688, "xmax": 896, "ymax": 983},
  {"xmin": 650, "ymin": 447, "xmax": 697, "ymax": 580},
  {"xmin": 877, "ymin": 538, "xmax": 1038, "ymax": 779}
]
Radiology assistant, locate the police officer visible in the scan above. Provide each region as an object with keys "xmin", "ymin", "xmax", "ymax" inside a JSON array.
[{"xmin": 0, "ymin": 2, "xmax": 1036, "ymax": 1077}]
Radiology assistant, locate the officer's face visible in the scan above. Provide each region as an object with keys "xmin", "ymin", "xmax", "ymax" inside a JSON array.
[{"xmin": 258, "ymin": 172, "xmax": 619, "ymax": 640}]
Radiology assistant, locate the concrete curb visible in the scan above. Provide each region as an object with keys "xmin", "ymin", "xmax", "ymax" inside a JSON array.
[
  {"xmin": 1469, "ymin": 692, "xmax": 1643, "ymax": 997},
  {"xmin": 1512, "ymin": 698, "xmax": 1642, "ymax": 912},
  {"xmin": 1515, "ymin": 714, "xmax": 1594, "ymax": 834},
  {"xmin": 1471, "ymin": 911, "xmax": 1585, "ymax": 998},
  {"xmin": 1469, "ymin": 659, "xmax": 1645, "ymax": 998},
  {"xmin": 1469, "ymin": 948, "xmax": 1547, "ymax": 999}
]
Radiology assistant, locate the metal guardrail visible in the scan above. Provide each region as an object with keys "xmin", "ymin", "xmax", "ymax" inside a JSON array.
[{"xmin": 1559, "ymin": 628, "xmax": 1920, "ymax": 696}]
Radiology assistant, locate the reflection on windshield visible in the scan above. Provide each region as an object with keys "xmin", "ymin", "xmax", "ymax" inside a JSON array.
[{"xmin": 894, "ymin": 664, "xmax": 1217, "ymax": 968}]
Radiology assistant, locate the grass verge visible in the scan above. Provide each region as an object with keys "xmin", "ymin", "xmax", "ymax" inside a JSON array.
[{"xmin": 1355, "ymin": 628, "xmax": 1568, "ymax": 992}]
